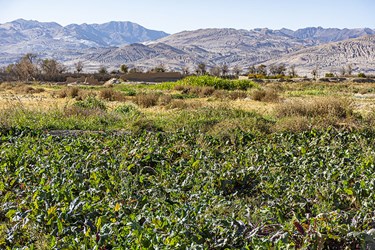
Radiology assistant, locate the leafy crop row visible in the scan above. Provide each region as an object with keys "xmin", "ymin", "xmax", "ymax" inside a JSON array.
[{"xmin": 1, "ymin": 129, "xmax": 375, "ymax": 248}]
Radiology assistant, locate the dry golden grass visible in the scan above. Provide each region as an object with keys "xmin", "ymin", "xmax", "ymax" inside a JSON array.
[
  {"xmin": 251, "ymin": 89, "xmax": 280, "ymax": 102},
  {"xmin": 99, "ymin": 89, "xmax": 126, "ymax": 102},
  {"xmin": 165, "ymin": 99, "xmax": 203, "ymax": 110},
  {"xmin": 275, "ymin": 97, "xmax": 352, "ymax": 119},
  {"xmin": 2, "ymin": 81, "xmax": 375, "ymax": 134}
]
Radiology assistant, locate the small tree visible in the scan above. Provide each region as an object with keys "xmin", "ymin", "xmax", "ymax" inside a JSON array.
[
  {"xmin": 221, "ymin": 64, "xmax": 229, "ymax": 76},
  {"xmin": 210, "ymin": 66, "xmax": 221, "ymax": 76},
  {"xmin": 339, "ymin": 67, "xmax": 346, "ymax": 77},
  {"xmin": 151, "ymin": 63, "xmax": 167, "ymax": 73},
  {"xmin": 269, "ymin": 64, "xmax": 286, "ymax": 76},
  {"xmin": 288, "ymin": 65, "xmax": 297, "ymax": 78},
  {"xmin": 346, "ymin": 64, "xmax": 353, "ymax": 76},
  {"xmin": 98, "ymin": 66, "xmax": 108, "ymax": 74},
  {"xmin": 232, "ymin": 65, "xmax": 242, "ymax": 77},
  {"xmin": 256, "ymin": 64, "xmax": 267, "ymax": 76},
  {"xmin": 14, "ymin": 53, "xmax": 38, "ymax": 81},
  {"xmin": 129, "ymin": 67, "xmax": 143, "ymax": 73},
  {"xmin": 120, "ymin": 64, "xmax": 128, "ymax": 74},
  {"xmin": 182, "ymin": 66, "xmax": 190, "ymax": 76},
  {"xmin": 196, "ymin": 63, "xmax": 207, "ymax": 75},
  {"xmin": 248, "ymin": 65, "xmax": 256, "ymax": 75},
  {"xmin": 325, "ymin": 72, "xmax": 334, "ymax": 77},
  {"xmin": 311, "ymin": 67, "xmax": 319, "ymax": 80},
  {"xmin": 74, "ymin": 61, "xmax": 84, "ymax": 73},
  {"xmin": 40, "ymin": 59, "xmax": 66, "ymax": 78}
]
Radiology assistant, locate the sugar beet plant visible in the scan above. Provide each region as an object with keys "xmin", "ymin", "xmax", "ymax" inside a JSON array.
[{"xmin": 1, "ymin": 128, "xmax": 375, "ymax": 249}]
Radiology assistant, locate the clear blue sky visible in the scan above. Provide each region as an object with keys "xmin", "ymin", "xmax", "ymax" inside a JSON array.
[{"xmin": 0, "ymin": 0, "xmax": 374, "ymax": 33}]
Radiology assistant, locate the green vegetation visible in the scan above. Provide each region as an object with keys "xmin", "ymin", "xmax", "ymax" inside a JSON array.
[
  {"xmin": 1, "ymin": 129, "xmax": 375, "ymax": 248},
  {"xmin": 358, "ymin": 72, "xmax": 367, "ymax": 78},
  {"xmin": 156, "ymin": 75, "xmax": 258, "ymax": 90},
  {"xmin": 1, "ymin": 78, "xmax": 375, "ymax": 248}
]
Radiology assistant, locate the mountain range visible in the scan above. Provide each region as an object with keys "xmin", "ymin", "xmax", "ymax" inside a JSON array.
[{"xmin": 0, "ymin": 19, "xmax": 374, "ymax": 76}]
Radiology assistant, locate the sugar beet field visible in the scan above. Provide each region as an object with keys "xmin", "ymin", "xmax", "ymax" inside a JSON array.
[{"xmin": 1, "ymin": 128, "xmax": 375, "ymax": 249}]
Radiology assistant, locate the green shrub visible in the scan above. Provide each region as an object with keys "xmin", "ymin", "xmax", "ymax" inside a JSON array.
[
  {"xmin": 74, "ymin": 96, "xmax": 107, "ymax": 110},
  {"xmin": 114, "ymin": 104, "xmax": 140, "ymax": 116}
]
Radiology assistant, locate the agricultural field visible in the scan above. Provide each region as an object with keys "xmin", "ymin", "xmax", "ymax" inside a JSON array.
[{"xmin": 1, "ymin": 76, "xmax": 375, "ymax": 249}]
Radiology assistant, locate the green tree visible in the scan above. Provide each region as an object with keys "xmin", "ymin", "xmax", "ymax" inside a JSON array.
[
  {"xmin": 358, "ymin": 72, "xmax": 366, "ymax": 78},
  {"xmin": 120, "ymin": 64, "xmax": 129, "ymax": 74}
]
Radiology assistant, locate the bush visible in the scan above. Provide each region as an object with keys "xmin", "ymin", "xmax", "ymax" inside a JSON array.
[
  {"xmin": 74, "ymin": 96, "xmax": 107, "ymax": 111},
  {"xmin": 15, "ymin": 86, "xmax": 45, "ymax": 94},
  {"xmin": 158, "ymin": 94, "xmax": 172, "ymax": 106},
  {"xmin": 251, "ymin": 89, "xmax": 280, "ymax": 102},
  {"xmin": 176, "ymin": 85, "xmax": 216, "ymax": 98},
  {"xmin": 99, "ymin": 89, "xmax": 126, "ymax": 101},
  {"xmin": 135, "ymin": 93, "xmax": 160, "ymax": 108},
  {"xmin": 358, "ymin": 72, "xmax": 366, "ymax": 78},
  {"xmin": 276, "ymin": 97, "xmax": 352, "ymax": 119},
  {"xmin": 166, "ymin": 100, "xmax": 202, "ymax": 110},
  {"xmin": 114, "ymin": 104, "xmax": 140, "ymax": 116},
  {"xmin": 228, "ymin": 91, "xmax": 248, "ymax": 100},
  {"xmin": 58, "ymin": 87, "xmax": 81, "ymax": 99},
  {"xmin": 325, "ymin": 73, "xmax": 335, "ymax": 77}
]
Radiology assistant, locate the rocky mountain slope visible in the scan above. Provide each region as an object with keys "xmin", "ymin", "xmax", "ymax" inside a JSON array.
[
  {"xmin": 79, "ymin": 27, "xmax": 375, "ymax": 74},
  {"xmin": 265, "ymin": 35, "xmax": 375, "ymax": 76},
  {"xmin": 0, "ymin": 19, "xmax": 169, "ymax": 65},
  {"xmin": 0, "ymin": 19, "xmax": 374, "ymax": 75}
]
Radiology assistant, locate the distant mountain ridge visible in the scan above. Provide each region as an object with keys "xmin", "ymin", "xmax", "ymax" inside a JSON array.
[
  {"xmin": 0, "ymin": 19, "xmax": 374, "ymax": 75},
  {"xmin": 0, "ymin": 19, "xmax": 169, "ymax": 50}
]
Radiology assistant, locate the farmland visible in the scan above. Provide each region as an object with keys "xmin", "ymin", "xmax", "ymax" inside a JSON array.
[{"xmin": 1, "ymin": 77, "xmax": 375, "ymax": 248}]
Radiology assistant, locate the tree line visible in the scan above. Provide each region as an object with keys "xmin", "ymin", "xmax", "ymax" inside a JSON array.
[{"xmin": 1, "ymin": 53, "xmax": 368, "ymax": 83}]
